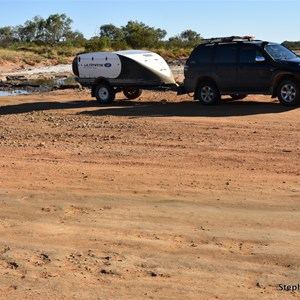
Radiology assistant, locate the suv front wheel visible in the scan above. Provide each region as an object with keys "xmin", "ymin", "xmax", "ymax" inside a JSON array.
[
  {"xmin": 277, "ymin": 80, "xmax": 300, "ymax": 106},
  {"xmin": 195, "ymin": 81, "xmax": 220, "ymax": 105}
]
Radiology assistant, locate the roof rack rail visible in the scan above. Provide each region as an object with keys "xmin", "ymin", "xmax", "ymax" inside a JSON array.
[{"xmin": 202, "ymin": 36, "xmax": 255, "ymax": 44}]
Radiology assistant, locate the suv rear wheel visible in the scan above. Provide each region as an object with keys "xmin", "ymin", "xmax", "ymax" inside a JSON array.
[
  {"xmin": 195, "ymin": 81, "xmax": 220, "ymax": 105},
  {"xmin": 277, "ymin": 80, "xmax": 300, "ymax": 106}
]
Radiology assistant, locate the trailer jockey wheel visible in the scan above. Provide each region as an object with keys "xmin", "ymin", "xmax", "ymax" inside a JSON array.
[
  {"xmin": 123, "ymin": 87, "xmax": 142, "ymax": 100},
  {"xmin": 95, "ymin": 83, "xmax": 115, "ymax": 104}
]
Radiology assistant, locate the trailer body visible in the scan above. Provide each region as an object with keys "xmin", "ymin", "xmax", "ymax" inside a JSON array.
[{"xmin": 72, "ymin": 50, "xmax": 177, "ymax": 103}]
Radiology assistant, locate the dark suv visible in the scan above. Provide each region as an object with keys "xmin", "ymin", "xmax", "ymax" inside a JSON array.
[{"xmin": 183, "ymin": 36, "xmax": 300, "ymax": 106}]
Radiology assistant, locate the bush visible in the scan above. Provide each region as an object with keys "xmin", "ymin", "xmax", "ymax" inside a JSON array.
[{"xmin": 84, "ymin": 36, "xmax": 111, "ymax": 52}]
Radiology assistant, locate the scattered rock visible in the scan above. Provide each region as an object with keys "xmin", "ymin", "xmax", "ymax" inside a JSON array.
[
  {"xmin": 100, "ymin": 269, "xmax": 115, "ymax": 275},
  {"xmin": 149, "ymin": 271, "xmax": 157, "ymax": 277},
  {"xmin": 40, "ymin": 253, "xmax": 51, "ymax": 264},
  {"xmin": 7, "ymin": 262, "xmax": 19, "ymax": 270},
  {"xmin": 0, "ymin": 246, "xmax": 10, "ymax": 254}
]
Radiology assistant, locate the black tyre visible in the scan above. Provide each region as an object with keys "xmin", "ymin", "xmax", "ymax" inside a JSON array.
[
  {"xmin": 195, "ymin": 81, "xmax": 220, "ymax": 105},
  {"xmin": 230, "ymin": 94, "xmax": 248, "ymax": 100},
  {"xmin": 95, "ymin": 83, "xmax": 115, "ymax": 104},
  {"xmin": 277, "ymin": 80, "xmax": 300, "ymax": 106},
  {"xmin": 123, "ymin": 87, "xmax": 142, "ymax": 99}
]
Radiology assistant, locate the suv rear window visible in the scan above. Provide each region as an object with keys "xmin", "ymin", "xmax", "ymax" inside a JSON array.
[
  {"xmin": 194, "ymin": 45, "xmax": 214, "ymax": 63},
  {"xmin": 215, "ymin": 44, "xmax": 237, "ymax": 63}
]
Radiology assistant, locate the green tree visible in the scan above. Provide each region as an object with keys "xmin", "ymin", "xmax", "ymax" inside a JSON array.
[
  {"xmin": 85, "ymin": 36, "xmax": 111, "ymax": 52},
  {"xmin": 17, "ymin": 16, "xmax": 45, "ymax": 42},
  {"xmin": 99, "ymin": 24, "xmax": 128, "ymax": 50},
  {"xmin": 282, "ymin": 41, "xmax": 300, "ymax": 50},
  {"xmin": 168, "ymin": 30, "xmax": 202, "ymax": 49},
  {"xmin": 180, "ymin": 30, "xmax": 202, "ymax": 47},
  {"xmin": 100, "ymin": 24, "xmax": 124, "ymax": 41},
  {"xmin": 0, "ymin": 26, "xmax": 15, "ymax": 45},
  {"xmin": 16, "ymin": 14, "xmax": 74, "ymax": 45},
  {"xmin": 43, "ymin": 14, "xmax": 73, "ymax": 45},
  {"xmin": 122, "ymin": 21, "xmax": 166, "ymax": 48},
  {"xmin": 64, "ymin": 30, "xmax": 86, "ymax": 47},
  {"xmin": 167, "ymin": 36, "xmax": 183, "ymax": 48}
]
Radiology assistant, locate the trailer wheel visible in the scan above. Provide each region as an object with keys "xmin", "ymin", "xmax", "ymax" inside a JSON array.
[
  {"xmin": 123, "ymin": 87, "xmax": 142, "ymax": 100},
  {"xmin": 95, "ymin": 83, "xmax": 115, "ymax": 104}
]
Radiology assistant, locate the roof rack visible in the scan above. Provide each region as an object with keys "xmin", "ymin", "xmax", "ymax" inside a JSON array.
[{"xmin": 202, "ymin": 36, "xmax": 255, "ymax": 44}]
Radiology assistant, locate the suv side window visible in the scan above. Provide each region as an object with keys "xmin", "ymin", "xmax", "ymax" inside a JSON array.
[
  {"xmin": 240, "ymin": 45, "xmax": 264, "ymax": 63},
  {"xmin": 215, "ymin": 44, "xmax": 237, "ymax": 63},
  {"xmin": 194, "ymin": 45, "xmax": 214, "ymax": 63}
]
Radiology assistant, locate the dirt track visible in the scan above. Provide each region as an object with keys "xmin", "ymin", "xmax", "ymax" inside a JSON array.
[{"xmin": 0, "ymin": 89, "xmax": 299, "ymax": 299}]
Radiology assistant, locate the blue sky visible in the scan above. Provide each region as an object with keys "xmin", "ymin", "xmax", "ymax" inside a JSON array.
[{"xmin": 0, "ymin": 0, "xmax": 299, "ymax": 43}]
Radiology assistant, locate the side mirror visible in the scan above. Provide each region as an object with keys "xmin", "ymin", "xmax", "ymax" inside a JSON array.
[{"xmin": 255, "ymin": 56, "xmax": 265, "ymax": 62}]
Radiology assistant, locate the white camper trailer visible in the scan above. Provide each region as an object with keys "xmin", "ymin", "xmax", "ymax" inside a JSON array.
[{"xmin": 72, "ymin": 50, "xmax": 177, "ymax": 103}]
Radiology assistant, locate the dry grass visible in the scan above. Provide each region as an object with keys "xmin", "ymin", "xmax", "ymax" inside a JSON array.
[
  {"xmin": 0, "ymin": 46, "xmax": 83, "ymax": 67},
  {"xmin": 152, "ymin": 48, "xmax": 191, "ymax": 60},
  {"xmin": 0, "ymin": 49, "xmax": 43, "ymax": 64}
]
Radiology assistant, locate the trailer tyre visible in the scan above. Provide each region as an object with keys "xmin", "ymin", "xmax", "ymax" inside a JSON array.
[
  {"xmin": 95, "ymin": 83, "xmax": 115, "ymax": 104},
  {"xmin": 123, "ymin": 87, "xmax": 142, "ymax": 100}
]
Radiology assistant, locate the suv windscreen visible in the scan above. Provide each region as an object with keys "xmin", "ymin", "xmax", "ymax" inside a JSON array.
[{"xmin": 264, "ymin": 43, "xmax": 298, "ymax": 61}]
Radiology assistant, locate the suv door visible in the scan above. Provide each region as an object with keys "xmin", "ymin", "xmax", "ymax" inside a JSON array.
[
  {"xmin": 184, "ymin": 44, "xmax": 214, "ymax": 92},
  {"xmin": 214, "ymin": 43, "xmax": 238, "ymax": 92},
  {"xmin": 238, "ymin": 44, "xmax": 273, "ymax": 92}
]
